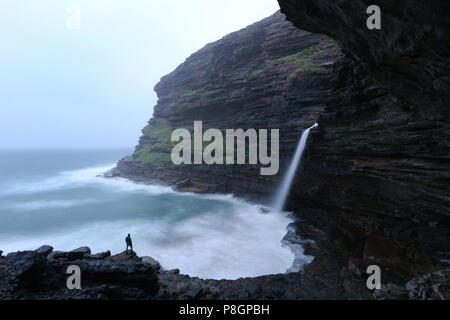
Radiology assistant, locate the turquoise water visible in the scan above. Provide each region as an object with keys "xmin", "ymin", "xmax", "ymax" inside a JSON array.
[{"xmin": 0, "ymin": 149, "xmax": 311, "ymax": 279}]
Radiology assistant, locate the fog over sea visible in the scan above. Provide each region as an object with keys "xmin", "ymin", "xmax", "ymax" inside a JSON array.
[{"xmin": 0, "ymin": 149, "xmax": 312, "ymax": 280}]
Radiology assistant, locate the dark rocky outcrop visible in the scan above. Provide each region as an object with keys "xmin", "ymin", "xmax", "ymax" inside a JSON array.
[
  {"xmin": 2, "ymin": 246, "xmax": 449, "ymax": 299},
  {"xmin": 276, "ymin": 0, "xmax": 450, "ymax": 290},
  {"xmin": 405, "ymin": 269, "xmax": 450, "ymax": 300},
  {"xmin": 141, "ymin": 256, "xmax": 162, "ymax": 271},
  {"xmin": 86, "ymin": 250, "xmax": 111, "ymax": 260},
  {"xmin": 278, "ymin": 0, "xmax": 450, "ymax": 114},
  {"xmin": 5, "ymin": 251, "xmax": 47, "ymax": 289},
  {"xmin": 0, "ymin": 247, "xmax": 159, "ymax": 299},
  {"xmin": 0, "ymin": 247, "xmax": 372, "ymax": 300},
  {"xmin": 47, "ymin": 247, "xmax": 91, "ymax": 261},
  {"xmin": 35, "ymin": 245, "xmax": 53, "ymax": 257}
]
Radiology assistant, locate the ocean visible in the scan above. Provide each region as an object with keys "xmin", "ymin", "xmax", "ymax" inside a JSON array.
[{"xmin": 0, "ymin": 149, "xmax": 312, "ymax": 280}]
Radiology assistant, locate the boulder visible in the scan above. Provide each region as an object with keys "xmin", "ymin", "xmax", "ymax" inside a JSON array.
[
  {"xmin": 106, "ymin": 251, "xmax": 140, "ymax": 262},
  {"xmin": 66, "ymin": 247, "xmax": 91, "ymax": 260},
  {"xmin": 185, "ymin": 287, "xmax": 203, "ymax": 300},
  {"xmin": 141, "ymin": 256, "xmax": 161, "ymax": 270},
  {"xmin": 47, "ymin": 250, "xmax": 66, "ymax": 260},
  {"xmin": 86, "ymin": 250, "xmax": 111, "ymax": 260},
  {"xmin": 406, "ymin": 269, "xmax": 450, "ymax": 300},
  {"xmin": 102, "ymin": 168, "xmax": 120, "ymax": 178},
  {"xmin": 47, "ymin": 247, "xmax": 91, "ymax": 261},
  {"xmin": 174, "ymin": 179, "xmax": 192, "ymax": 189},
  {"xmin": 77, "ymin": 259, "xmax": 159, "ymax": 295},
  {"xmin": 5, "ymin": 251, "xmax": 47, "ymax": 285},
  {"xmin": 35, "ymin": 245, "xmax": 53, "ymax": 257},
  {"xmin": 167, "ymin": 268, "xmax": 180, "ymax": 275}
]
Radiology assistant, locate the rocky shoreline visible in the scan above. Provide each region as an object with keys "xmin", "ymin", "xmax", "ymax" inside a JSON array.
[{"xmin": 1, "ymin": 245, "xmax": 448, "ymax": 299}]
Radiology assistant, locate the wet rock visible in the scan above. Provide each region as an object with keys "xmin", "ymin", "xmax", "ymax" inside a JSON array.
[
  {"xmin": 5, "ymin": 251, "xmax": 47, "ymax": 288},
  {"xmin": 406, "ymin": 269, "xmax": 450, "ymax": 300},
  {"xmin": 102, "ymin": 168, "xmax": 120, "ymax": 178},
  {"xmin": 278, "ymin": 0, "xmax": 449, "ymax": 112},
  {"xmin": 1, "ymin": 247, "xmax": 161, "ymax": 299},
  {"xmin": 35, "ymin": 245, "xmax": 53, "ymax": 257},
  {"xmin": 47, "ymin": 251, "xmax": 66, "ymax": 260},
  {"xmin": 185, "ymin": 287, "xmax": 203, "ymax": 300},
  {"xmin": 47, "ymin": 247, "xmax": 92, "ymax": 261},
  {"xmin": 77, "ymin": 259, "xmax": 159, "ymax": 295},
  {"xmin": 141, "ymin": 256, "xmax": 161, "ymax": 270},
  {"xmin": 168, "ymin": 269, "xmax": 180, "ymax": 275},
  {"xmin": 373, "ymin": 283, "xmax": 408, "ymax": 300},
  {"xmin": 86, "ymin": 250, "xmax": 111, "ymax": 260},
  {"xmin": 276, "ymin": 0, "xmax": 450, "ymax": 288},
  {"xmin": 348, "ymin": 258, "xmax": 362, "ymax": 277},
  {"xmin": 105, "ymin": 251, "xmax": 140, "ymax": 262},
  {"xmin": 174, "ymin": 179, "xmax": 192, "ymax": 189},
  {"xmin": 67, "ymin": 247, "xmax": 91, "ymax": 260},
  {"xmin": 5, "ymin": 251, "xmax": 46, "ymax": 277}
]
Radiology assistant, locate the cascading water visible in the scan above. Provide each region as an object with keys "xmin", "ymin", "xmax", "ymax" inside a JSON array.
[{"xmin": 272, "ymin": 123, "xmax": 318, "ymax": 211}]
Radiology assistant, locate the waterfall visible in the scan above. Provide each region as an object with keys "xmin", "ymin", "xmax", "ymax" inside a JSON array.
[{"xmin": 272, "ymin": 123, "xmax": 318, "ymax": 211}]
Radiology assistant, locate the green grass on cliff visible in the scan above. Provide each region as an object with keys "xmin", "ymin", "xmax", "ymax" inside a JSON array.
[
  {"xmin": 135, "ymin": 148, "xmax": 172, "ymax": 165},
  {"xmin": 269, "ymin": 44, "xmax": 321, "ymax": 67},
  {"xmin": 133, "ymin": 124, "xmax": 175, "ymax": 166},
  {"xmin": 133, "ymin": 124, "xmax": 253, "ymax": 166},
  {"xmin": 179, "ymin": 88, "xmax": 223, "ymax": 98},
  {"xmin": 142, "ymin": 124, "xmax": 173, "ymax": 140},
  {"xmin": 159, "ymin": 88, "xmax": 223, "ymax": 101},
  {"xmin": 251, "ymin": 43, "xmax": 330, "ymax": 80},
  {"xmin": 287, "ymin": 62, "xmax": 326, "ymax": 81}
]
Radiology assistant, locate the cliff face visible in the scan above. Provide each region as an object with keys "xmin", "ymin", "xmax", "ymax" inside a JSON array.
[
  {"xmin": 114, "ymin": 3, "xmax": 450, "ymax": 294},
  {"xmin": 115, "ymin": 11, "xmax": 342, "ymax": 200},
  {"xmin": 277, "ymin": 0, "xmax": 450, "ymax": 284},
  {"xmin": 278, "ymin": 0, "xmax": 450, "ymax": 114}
]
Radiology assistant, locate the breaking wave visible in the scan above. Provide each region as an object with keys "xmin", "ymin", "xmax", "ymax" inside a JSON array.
[{"xmin": 0, "ymin": 162, "xmax": 313, "ymax": 280}]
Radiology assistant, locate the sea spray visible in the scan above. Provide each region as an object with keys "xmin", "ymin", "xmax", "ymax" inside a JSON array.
[
  {"xmin": 0, "ymin": 152, "xmax": 298, "ymax": 280},
  {"xmin": 272, "ymin": 123, "xmax": 318, "ymax": 211}
]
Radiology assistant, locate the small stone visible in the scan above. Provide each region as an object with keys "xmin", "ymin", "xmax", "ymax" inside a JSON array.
[
  {"xmin": 86, "ymin": 250, "xmax": 111, "ymax": 260},
  {"xmin": 67, "ymin": 247, "xmax": 91, "ymax": 260},
  {"xmin": 185, "ymin": 287, "xmax": 203, "ymax": 299},
  {"xmin": 48, "ymin": 251, "xmax": 66, "ymax": 260},
  {"xmin": 5, "ymin": 251, "xmax": 46, "ymax": 279},
  {"xmin": 35, "ymin": 245, "xmax": 53, "ymax": 256},
  {"xmin": 340, "ymin": 266, "xmax": 353, "ymax": 278},
  {"xmin": 169, "ymin": 268, "xmax": 180, "ymax": 275},
  {"xmin": 141, "ymin": 256, "xmax": 161, "ymax": 270}
]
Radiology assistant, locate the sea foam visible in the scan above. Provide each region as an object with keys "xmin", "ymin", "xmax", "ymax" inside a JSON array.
[{"xmin": 0, "ymin": 163, "xmax": 313, "ymax": 280}]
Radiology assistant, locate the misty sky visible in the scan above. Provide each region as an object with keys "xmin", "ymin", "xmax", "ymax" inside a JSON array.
[{"xmin": 0, "ymin": 0, "xmax": 280, "ymax": 149}]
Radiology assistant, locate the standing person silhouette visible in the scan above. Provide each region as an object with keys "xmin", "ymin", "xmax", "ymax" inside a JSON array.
[{"xmin": 125, "ymin": 233, "xmax": 133, "ymax": 254}]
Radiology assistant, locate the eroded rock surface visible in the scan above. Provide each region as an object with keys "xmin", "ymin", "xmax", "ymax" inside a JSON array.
[
  {"xmin": 277, "ymin": 0, "xmax": 450, "ymax": 291},
  {"xmin": 114, "ymin": 11, "xmax": 343, "ymax": 200},
  {"xmin": 0, "ymin": 247, "xmax": 159, "ymax": 299},
  {"xmin": 112, "ymin": 4, "xmax": 449, "ymax": 299},
  {"xmin": 0, "ymin": 246, "xmax": 372, "ymax": 300}
]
